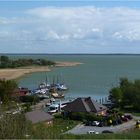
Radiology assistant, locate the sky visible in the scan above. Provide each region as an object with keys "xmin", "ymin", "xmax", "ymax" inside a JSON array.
[{"xmin": 0, "ymin": 0, "xmax": 140, "ymax": 54}]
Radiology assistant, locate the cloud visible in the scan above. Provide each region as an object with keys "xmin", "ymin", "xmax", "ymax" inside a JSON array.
[
  {"xmin": 113, "ymin": 29, "xmax": 140, "ymax": 41},
  {"xmin": 1, "ymin": 6, "xmax": 140, "ymax": 53},
  {"xmin": 25, "ymin": 6, "xmax": 140, "ymax": 42}
]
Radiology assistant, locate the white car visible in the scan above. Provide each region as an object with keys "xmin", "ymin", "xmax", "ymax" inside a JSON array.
[
  {"xmin": 87, "ymin": 131, "xmax": 99, "ymax": 134},
  {"xmin": 92, "ymin": 121, "xmax": 100, "ymax": 126}
]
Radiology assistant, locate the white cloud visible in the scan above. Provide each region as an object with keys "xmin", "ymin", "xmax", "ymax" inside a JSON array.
[
  {"xmin": 1, "ymin": 6, "xmax": 140, "ymax": 53},
  {"xmin": 25, "ymin": 6, "xmax": 140, "ymax": 42},
  {"xmin": 47, "ymin": 30, "xmax": 60, "ymax": 40}
]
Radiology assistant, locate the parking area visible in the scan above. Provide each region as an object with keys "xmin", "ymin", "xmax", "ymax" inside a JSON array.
[{"xmin": 66, "ymin": 120, "xmax": 136, "ymax": 134}]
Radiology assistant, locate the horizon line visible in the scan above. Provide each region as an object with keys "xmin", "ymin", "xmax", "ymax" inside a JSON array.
[{"xmin": 1, "ymin": 53, "xmax": 140, "ymax": 55}]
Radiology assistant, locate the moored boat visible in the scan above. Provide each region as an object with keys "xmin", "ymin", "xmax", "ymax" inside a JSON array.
[
  {"xmin": 55, "ymin": 83, "xmax": 68, "ymax": 91},
  {"xmin": 51, "ymin": 92, "xmax": 65, "ymax": 98}
]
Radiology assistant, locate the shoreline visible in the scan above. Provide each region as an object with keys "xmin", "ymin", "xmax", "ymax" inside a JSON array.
[{"xmin": 0, "ymin": 61, "xmax": 82, "ymax": 80}]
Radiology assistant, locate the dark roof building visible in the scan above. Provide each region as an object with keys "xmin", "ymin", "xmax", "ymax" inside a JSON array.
[
  {"xmin": 25, "ymin": 110, "xmax": 53, "ymax": 124},
  {"xmin": 63, "ymin": 97, "xmax": 108, "ymax": 115}
]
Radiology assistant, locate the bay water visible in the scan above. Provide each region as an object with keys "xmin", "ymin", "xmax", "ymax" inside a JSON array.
[{"xmin": 9, "ymin": 54, "xmax": 140, "ymax": 101}]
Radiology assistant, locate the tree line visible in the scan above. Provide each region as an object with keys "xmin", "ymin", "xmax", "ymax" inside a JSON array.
[
  {"xmin": 0, "ymin": 55, "xmax": 55, "ymax": 68},
  {"xmin": 109, "ymin": 78, "xmax": 140, "ymax": 112}
]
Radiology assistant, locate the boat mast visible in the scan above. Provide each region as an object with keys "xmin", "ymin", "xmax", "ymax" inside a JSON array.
[
  {"xmin": 46, "ymin": 75, "xmax": 48, "ymax": 84},
  {"xmin": 56, "ymin": 75, "xmax": 59, "ymax": 84},
  {"xmin": 52, "ymin": 75, "xmax": 55, "ymax": 85}
]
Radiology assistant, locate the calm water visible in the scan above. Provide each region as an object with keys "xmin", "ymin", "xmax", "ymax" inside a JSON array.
[{"xmin": 9, "ymin": 54, "xmax": 140, "ymax": 100}]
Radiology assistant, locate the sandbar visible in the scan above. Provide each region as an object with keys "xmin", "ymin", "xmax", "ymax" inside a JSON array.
[
  {"xmin": 0, "ymin": 61, "xmax": 82, "ymax": 80},
  {"xmin": 55, "ymin": 61, "xmax": 83, "ymax": 67}
]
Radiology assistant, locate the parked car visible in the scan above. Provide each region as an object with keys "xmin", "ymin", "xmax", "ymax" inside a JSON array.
[
  {"xmin": 91, "ymin": 121, "xmax": 100, "ymax": 126},
  {"xmin": 117, "ymin": 118, "xmax": 122, "ymax": 124},
  {"xmin": 124, "ymin": 115, "xmax": 133, "ymax": 120},
  {"xmin": 85, "ymin": 121, "xmax": 92, "ymax": 126},
  {"xmin": 87, "ymin": 131, "xmax": 99, "ymax": 134},
  {"xmin": 98, "ymin": 121, "xmax": 104, "ymax": 127},
  {"xmin": 121, "ymin": 116, "xmax": 129, "ymax": 122},
  {"xmin": 112, "ymin": 120, "xmax": 118, "ymax": 126}
]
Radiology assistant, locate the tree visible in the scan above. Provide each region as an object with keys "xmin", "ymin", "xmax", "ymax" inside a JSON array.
[
  {"xmin": 0, "ymin": 79, "xmax": 18, "ymax": 104},
  {"xmin": 0, "ymin": 56, "xmax": 11, "ymax": 68},
  {"xmin": 109, "ymin": 78, "xmax": 140, "ymax": 111},
  {"xmin": 0, "ymin": 56, "xmax": 9, "ymax": 63},
  {"xmin": 120, "ymin": 78, "xmax": 129, "ymax": 89},
  {"xmin": 109, "ymin": 87, "xmax": 122, "ymax": 107}
]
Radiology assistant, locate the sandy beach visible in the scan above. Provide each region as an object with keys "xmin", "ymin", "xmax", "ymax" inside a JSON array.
[{"xmin": 0, "ymin": 61, "xmax": 82, "ymax": 80}]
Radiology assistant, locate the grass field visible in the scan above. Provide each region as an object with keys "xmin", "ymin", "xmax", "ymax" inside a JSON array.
[{"xmin": 29, "ymin": 118, "xmax": 80, "ymax": 139}]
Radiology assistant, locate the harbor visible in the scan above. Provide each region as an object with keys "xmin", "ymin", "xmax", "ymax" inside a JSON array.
[{"xmin": 17, "ymin": 54, "xmax": 140, "ymax": 101}]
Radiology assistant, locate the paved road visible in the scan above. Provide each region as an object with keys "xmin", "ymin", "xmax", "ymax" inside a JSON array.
[
  {"xmin": 66, "ymin": 114, "xmax": 140, "ymax": 135},
  {"xmin": 66, "ymin": 120, "xmax": 136, "ymax": 134}
]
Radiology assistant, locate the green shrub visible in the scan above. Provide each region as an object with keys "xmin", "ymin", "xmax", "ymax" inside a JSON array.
[
  {"xmin": 54, "ymin": 113, "xmax": 63, "ymax": 119},
  {"xmin": 69, "ymin": 112, "xmax": 103, "ymax": 121},
  {"xmin": 19, "ymin": 95, "xmax": 39, "ymax": 104},
  {"xmin": 70, "ymin": 112, "xmax": 85, "ymax": 121}
]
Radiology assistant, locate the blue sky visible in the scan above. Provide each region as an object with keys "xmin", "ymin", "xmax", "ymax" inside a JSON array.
[
  {"xmin": 0, "ymin": 0, "xmax": 140, "ymax": 53},
  {"xmin": 1, "ymin": 1, "xmax": 140, "ymax": 8}
]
